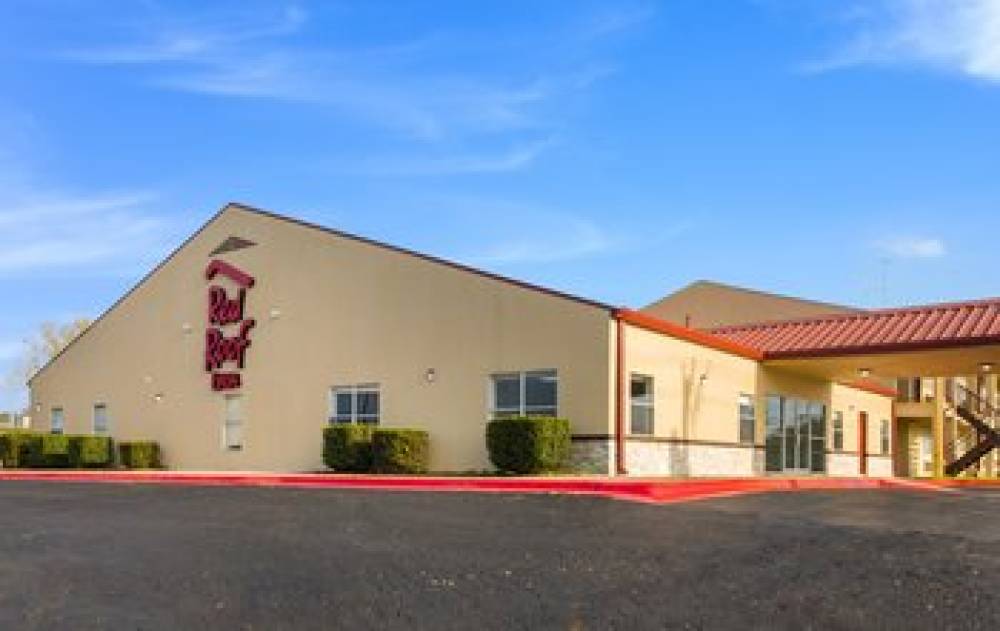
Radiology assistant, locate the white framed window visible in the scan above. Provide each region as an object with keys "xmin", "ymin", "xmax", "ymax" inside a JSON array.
[
  {"xmin": 880, "ymin": 419, "xmax": 890, "ymax": 455},
  {"xmin": 51, "ymin": 408, "xmax": 65, "ymax": 435},
  {"xmin": 738, "ymin": 394, "xmax": 755, "ymax": 444},
  {"xmin": 330, "ymin": 384, "xmax": 381, "ymax": 425},
  {"xmin": 832, "ymin": 411, "xmax": 844, "ymax": 451},
  {"xmin": 490, "ymin": 370, "xmax": 558, "ymax": 418},
  {"xmin": 630, "ymin": 374, "xmax": 654, "ymax": 435},
  {"xmin": 93, "ymin": 404, "xmax": 109, "ymax": 435},
  {"xmin": 223, "ymin": 395, "xmax": 244, "ymax": 451}
]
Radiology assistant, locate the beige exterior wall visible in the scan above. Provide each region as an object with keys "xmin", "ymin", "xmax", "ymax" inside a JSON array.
[
  {"xmin": 624, "ymin": 324, "xmax": 759, "ymax": 444},
  {"xmin": 621, "ymin": 324, "xmax": 761, "ymax": 476},
  {"xmin": 29, "ymin": 205, "xmax": 614, "ymax": 472},
  {"xmin": 642, "ymin": 281, "xmax": 857, "ymax": 330},
  {"xmin": 830, "ymin": 383, "xmax": 895, "ymax": 475},
  {"xmin": 26, "ymin": 204, "xmax": 899, "ymax": 477}
]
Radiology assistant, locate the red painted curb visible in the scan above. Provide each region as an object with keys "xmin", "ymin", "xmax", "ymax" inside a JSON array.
[
  {"xmin": 0, "ymin": 470, "xmax": 947, "ymax": 505},
  {"xmin": 921, "ymin": 478, "xmax": 1000, "ymax": 489}
]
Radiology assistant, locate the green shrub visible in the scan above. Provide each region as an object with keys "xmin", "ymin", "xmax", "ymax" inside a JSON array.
[
  {"xmin": 0, "ymin": 431, "xmax": 42, "ymax": 468},
  {"xmin": 118, "ymin": 441, "xmax": 161, "ymax": 469},
  {"xmin": 38, "ymin": 434, "xmax": 72, "ymax": 468},
  {"xmin": 486, "ymin": 417, "xmax": 571, "ymax": 474},
  {"xmin": 68, "ymin": 436, "xmax": 113, "ymax": 468},
  {"xmin": 323, "ymin": 424, "xmax": 375, "ymax": 472},
  {"xmin": 372, "ymin": 429, "xmax": 430, "ymax": 474}
]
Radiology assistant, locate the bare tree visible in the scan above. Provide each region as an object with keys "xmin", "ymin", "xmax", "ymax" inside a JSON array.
[{"xmin": 6, "ymin": 319, "xmax": 93, "ymax": 391}]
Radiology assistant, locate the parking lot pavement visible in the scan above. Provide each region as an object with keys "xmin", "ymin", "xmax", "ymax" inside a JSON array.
[{"xmin": 0, "ymin": 482, "xmax": 997, "ymax": 630}]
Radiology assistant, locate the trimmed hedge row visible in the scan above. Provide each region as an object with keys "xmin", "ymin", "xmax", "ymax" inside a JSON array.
[
  {"xmin": 118, "ymin": 441, "xmax": 162, "ymax": 469},
  {"xmin": 0, "ymin": 431, "xmax": 114, "ymax": 469},
  {"xmin": 372, "ymin": 429, "xmax": 430, "ymax": 474},
  {"xmin": 0, "ymin": 430, "xmax": 39, "ymax": 468},
  {"xmin": 323, "ymin": 425, "xmax": 374, "ymax": 472},
  {"xmin": 0, "ymin": 432, "xmax": 160, "ymax": 469},
  {"xmin": 486, "ymin": 417, "xmax": 571, "ymax": 474},
  {"xmin": 323, "ymin": 426, "xmax": 429, "ymax": 474}
]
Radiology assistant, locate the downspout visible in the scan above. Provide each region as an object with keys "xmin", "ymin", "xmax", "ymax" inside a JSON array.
[
  {"xmin": 614, "ymin": 310, "xmax": 627, "ymax": 476},
  {"xmin": 891, "ymin": 399, "xmax": 898, "ymax": 477}
]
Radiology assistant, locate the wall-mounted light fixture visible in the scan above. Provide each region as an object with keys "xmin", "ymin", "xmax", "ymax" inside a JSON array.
[
  {"xmin": 34, "ymin": 403, "xmax": 42, "ymax": 413},
  {"xmin": 269, "ymin": 308, "xmax": 282, "ymax": 320},
  {"xmin": 152, "ymin": 393, "xmax": 164, "ymax": 403},
  {"xmin": 858, "ymin": 368, "xmax": 872, "ymax": 379},
  {"xmin": 182, "ymin": 323, "xmax": 193, "ymax": 334},
  {"xmin": 981, "ymin": 362, "xmax": 995, "ymax": 373},
  {"xmin": 425, "ymin": 368, "xmax": 437, "ymax": 384}
]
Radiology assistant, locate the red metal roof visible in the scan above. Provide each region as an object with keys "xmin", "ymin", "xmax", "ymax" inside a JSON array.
[{"xmin": 711, "ymin": 298, "xmax": 1000, "ymax": 359}]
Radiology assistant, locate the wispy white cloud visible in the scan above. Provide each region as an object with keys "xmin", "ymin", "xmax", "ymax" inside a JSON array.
[
  {"xmin": 475, "ymin": 217, "xmax": 618, "ymax": 265},
  {"xmin": 575, "ymin": 4, "xmax": 657, "ymax": 40},
  {"xmin": 0, "ymin": 191, "xmax": 166, "ymax": 274},
  {"xmin": 876, "ymin": 235, "xmax": 947, "ymax": 259},
  {"xmin": 0, "ymin": 121, "xmax": 166, "ymax": 275},
  {"xmin": 427, "ymin": 197, "xmax": 624, "ymax": 266},
  {"xmin": 339, "ymin": 139, "xmax": 555, "ymax": 176},
  {"xmin": 806, "ymin": 0, "xmax": 1000, "ymax": 81},
  {"xmin": 61, "ymin": 5, "xmax": 308, "ymax": 64},
  {"xmin": 56, "ymin": 3, "xmax": 643, "ymax": 143}
]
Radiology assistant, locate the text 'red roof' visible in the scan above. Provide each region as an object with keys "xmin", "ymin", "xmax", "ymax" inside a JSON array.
[{"xmin": 711, "ymin": 298, "xmax": 1000, "ymax": 359}]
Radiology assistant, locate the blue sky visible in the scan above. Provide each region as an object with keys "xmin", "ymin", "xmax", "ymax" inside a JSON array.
[{"xmin": 2, "ymin": 0, "xmax": 1000, "ymax": 407}]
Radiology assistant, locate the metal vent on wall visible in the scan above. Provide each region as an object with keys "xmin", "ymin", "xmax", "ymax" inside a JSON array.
[{"xmin": 210, "ymin": 236, "xmax": 257, "ymax": 257}]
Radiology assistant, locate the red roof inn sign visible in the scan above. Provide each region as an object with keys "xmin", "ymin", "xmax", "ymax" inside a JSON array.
[{"xmin": 204, "ymin": 260, "xmax": 256, "ymax": 391}]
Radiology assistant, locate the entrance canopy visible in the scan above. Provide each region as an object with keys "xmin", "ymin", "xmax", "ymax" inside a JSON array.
[{"xmin": 711, "ymin": 298, "xmax": 1000, "ymax": 381}]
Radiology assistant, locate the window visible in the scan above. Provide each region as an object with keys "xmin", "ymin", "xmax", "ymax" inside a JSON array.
[
  {"xmin": 630, "ymin": 375, "xmax": 654, "ymax": 435},
  {"xmin": 93, "ymin": 404, "xmax": 109, "ymax": 435},
  {"xmin": 833, "ymin": 411, "xmax": 844, "ymax": 451},
  {"xmin": 880, "ymin": 419, "xmax": 890, "ymax": 455},
  {"xmin": 490, "ymin": 370, "xmax": 557, "ymax": 418},
  {"xmin": 51, "ymin": 408, "xmax": 65, "ymax": 435},
  {"xmin": 330, "ymin": 385, "xmax": 381, "ymax": 424},
  {"xmin": 223, "ymin": 395, "xmax": 244, "ymax": 451},
  {"xmin": 738, "ymin": 394, "xmax": 755, "ymax": 444}
]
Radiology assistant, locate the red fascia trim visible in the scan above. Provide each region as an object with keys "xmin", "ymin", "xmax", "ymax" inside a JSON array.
[
  {"xmin": 615, "ymin": 309, "xmax": 764, "ymax": 361},
  {"xmin": 205, "ymin": 260, "xmax": 256, "ymax": 288},
  {"xmin": 839, "ymin": 379, "xmax": 898, "ymax": 399}
]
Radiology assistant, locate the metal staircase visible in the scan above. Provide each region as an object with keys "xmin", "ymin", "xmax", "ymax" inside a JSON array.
[{"xmin": 944, "ymin": 384, "xmax": 1000, "ymax": 476}]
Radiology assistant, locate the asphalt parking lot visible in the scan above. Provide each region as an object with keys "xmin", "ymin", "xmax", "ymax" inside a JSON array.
[{"xmin": 0, "ymin": 482, "xmax": 998, "ymax": 630}]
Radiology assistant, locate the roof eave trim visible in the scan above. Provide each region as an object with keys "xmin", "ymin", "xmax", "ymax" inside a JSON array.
[
  {"xmin": 761, "ymin": 335, "xmax": 1000, "ymax": 360},
  {"xmin": 615, "ymin": 309, "xmax": 765, "ymax": 361},
  {"xmin": 838, "ymin": 379, "xmax": 898, "ymax": 399}
]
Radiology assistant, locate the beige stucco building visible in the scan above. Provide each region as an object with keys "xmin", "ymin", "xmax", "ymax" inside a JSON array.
[{"xmin": 30, "ymin": 203, "xmax": 998, "ymax": 477}]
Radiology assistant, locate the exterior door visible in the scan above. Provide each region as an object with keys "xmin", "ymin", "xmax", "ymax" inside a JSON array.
[
  {"xmin": 766, "ymin": 395, "xmax": 827, "ymax": 474},
  {"xmin": 858, "ymin": 412, "xmax": 868, "ymax": 475},
  {"xmin": 782, "ymin": 399, "xmax": 809, "ymax": 474}
]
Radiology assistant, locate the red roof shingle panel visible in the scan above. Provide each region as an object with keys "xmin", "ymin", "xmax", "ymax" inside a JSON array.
[{"xmin": 711, "ymin": 298, "xmax": 1000, "ymax": 359}]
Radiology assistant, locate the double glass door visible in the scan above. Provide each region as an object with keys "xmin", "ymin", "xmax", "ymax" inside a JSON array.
[{"xmin": 766, "ymin": 396, "xmax": 826, "ymax": 473}]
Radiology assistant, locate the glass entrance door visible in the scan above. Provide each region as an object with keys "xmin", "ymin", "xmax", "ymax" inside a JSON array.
[
  {"xmin": 766, "ymin": 396, "xmax": 827, "ymax": 474},
  {"xmin": 781, "ymin": 399, "xmax": 811, "ymax": 473}
]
